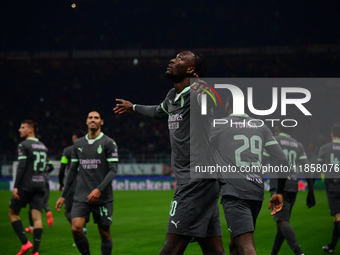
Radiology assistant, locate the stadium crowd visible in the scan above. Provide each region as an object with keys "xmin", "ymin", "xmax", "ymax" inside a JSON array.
[{"xmin": 1, "ymin": 52, "xmax": 339, "ymax": 164}]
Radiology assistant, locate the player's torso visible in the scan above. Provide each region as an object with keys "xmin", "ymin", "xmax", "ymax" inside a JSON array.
[
  {"xmin": 166, "ymin": 88, "xmax": 190, "ymax": 136},
  {"xmin": 213, "ymin": 116, "xmax": 267, "ymax": 167},
  {"xmin": 165, "ymin": 88, "xmax": 215, "ymax": 183},
  {"xmin": 275, "ymin": 134, "xmax": 302, "ymax": 192},
  {"xmin": 215, "ymin": 116, "xmax": 267, "ymax": 200},
  {"xmin": 19, "ymin": 139, "xmax": 48, "ymax": 191},
  {"xmin": 74, "ymin": 137, "xmax": 110, "ymax": 182}
]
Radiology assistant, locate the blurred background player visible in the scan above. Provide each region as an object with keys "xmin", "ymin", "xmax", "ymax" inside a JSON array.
[
  {"xmin": 56, "ymin": 110, "xmax": 118, "ymax": 255},
  {"xmin": 8, "ymin": 120, "xmax": 54, "ymax": 255},
  {"xmin": 58, "ymin": 129, "xmax": 87, "ymax": 245},
  {"xmin": 25, "ymin": 160, "xmax": 54, "ymax": 233},
  {"xmin": 318, "ymin": 124, "xmax": 340, "ymax": 254},
  {"xmin": 210, "ymin": 95, "xmax": 288, "ymax": 255},
  {"xmin": 263, "ymin": 125, "xmax": 315, "ymax": 255},
  {"xmin": 114, "ymin": 51, "xmax": 226, "ymax": 255}
]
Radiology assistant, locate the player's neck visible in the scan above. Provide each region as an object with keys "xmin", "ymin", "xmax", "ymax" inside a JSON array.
[
  {"xmin": 25, "ymin": 134, "xmax": 35, "ymax": 140},
  {"xmin": 88, "ymin": 129, "xmax": 101, "ymax": 139},
  {"xmin": 333, "ymin": 137, "xmax": 340, "ymax": 142},
  {"xmin": 174, "ymin": 79, "xmax": 190, "ymax": 94}
]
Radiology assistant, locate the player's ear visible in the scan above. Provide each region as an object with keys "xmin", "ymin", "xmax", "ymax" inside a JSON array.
[
  {"xmin": 101, "ymin": 119, "xmax": 104, "ymax": 125},
  {"xmin": 187, "ymin": 66, "xmax": 196, "ymax": 76}
]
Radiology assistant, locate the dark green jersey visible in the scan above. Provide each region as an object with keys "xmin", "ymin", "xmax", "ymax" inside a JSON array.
[
  {"xmin": 61, "ymin": 132, "xmax": 118, "ymax": 204},
  {"xmin": 59, "ymin": 145, "xmax": 76, "ymax": 192},
  {"xmin": 318, "ymin": 140, "xmax": 340, "ymax": 193},
  {"xmin": 135, "ymin": 87, "xmax": 215, "ymax": 184},
  {"xmin": 266, "ymin": 133, "xmax": 308, "ymax": 193},
  {"xmin": 15, "ymin": 138, "xmax": 50, "ymax": 192},
  {"xmin": 210, "ymin": 114, "xmax": 288, "ymax": 200}
]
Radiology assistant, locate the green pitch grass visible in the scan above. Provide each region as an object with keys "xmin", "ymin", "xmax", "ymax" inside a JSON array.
[{"xmin": 0, "ymin": 190, "xmax": 333, "ymax": 254}]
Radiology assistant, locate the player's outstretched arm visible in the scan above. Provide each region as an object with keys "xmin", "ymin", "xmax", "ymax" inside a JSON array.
[{"xmin": 113, "ymin": 99, "xmax": 134, "ymax": 114}]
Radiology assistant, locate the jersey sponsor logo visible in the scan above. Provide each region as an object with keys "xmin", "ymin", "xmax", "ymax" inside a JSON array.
[
  {"xmin": 168, "ymin": 113, "xmax": 183, "ymax": 130},
  {"xmin": 168, "ymin": 122, "xmax": 179, "ymax": 130},
  {"xmin": 78, "ymin": 147, "xmax": 83, "ymax": 152},
  {"xmin": 97, "ymin": 145, "xmax": 102, "ymax": 154},
  {"xmin": 80, "ymin": 159, "xmax": 102, "ymax": 169},
  {"xmin": 168, "ymin": 113, "xmax": 183, "ymax": 121},
  {"xmin": 31, "ymin": 144, "xmax": 46, "ymax": 150},
  {"xmin": 171, "ymin": 220, "xmax": 179, "ymax": 228}
]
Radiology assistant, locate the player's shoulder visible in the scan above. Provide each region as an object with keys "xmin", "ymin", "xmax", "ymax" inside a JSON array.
[
  {"xmin": 18, "ymin": 140, "xmax": 26, "ymax": 147},
  {"xmin": 276, "ymin": 133, "xmax": 293, "ymax": 140},
  {"xmin": 320, "ymin": 141, "xmax": 335, "ymax": 150},
  {"xmin": 63, "ymin": 144, "xmax": 74, "ymax": 152},
  {"xmin": 102, "ymin": 134, "xmax": 118, "ymax": 147},
  {"xmin": 73, "ymin": 136, "xmax": 86, "ymax": 147},
  {"xmin": 22, "ymin": 138, "xmax": 47, "ymax": 149},
  {"xmin": 167, "ymin": 87, "xmax": 176, "ymax": 94},
  {"xmin": 165, "ymin": 88, "xmax": 176, "ymax": 99}
]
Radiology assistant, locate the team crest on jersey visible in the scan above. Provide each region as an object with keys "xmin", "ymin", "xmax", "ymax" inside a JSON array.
[{"xmin": 97, "ymin": 145, "xmax": 102, "ymax": 154}]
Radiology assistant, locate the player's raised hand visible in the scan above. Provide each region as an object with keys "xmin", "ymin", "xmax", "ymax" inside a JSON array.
[
  {"xmin": 87, "ymin": 188, "xmax": 101, "ymax": 204},
  {"xmin": 55, "ymin": 197, "xmax": 65, "ymax": 212},
  {"xmin": 190, "ymin": 79, "xmax": 209, "ymax": 95},
  {"xmin": 13, "ymin": 188, "xmax": 20, "ymax": 200},
  {"xmin": 268, "ymin": 192, "xmax": 283, "ymax": 215},
  {"xmin": 113, "ymin": 99, "xmax": 134, "ymax": 114}
]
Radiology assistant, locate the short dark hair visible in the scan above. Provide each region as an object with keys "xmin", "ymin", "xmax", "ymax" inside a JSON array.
[
  {"xmin": 21, "ymin": 120, "xmax": 38, "ymax": 134},
  {"xmin": 74, "ymin": 129, "xmax": 86, "ymax": 138},
  {"xmin": 191, "ymin": 51, "xmax": 207, "ymax": 78},
  {"xmin": 331, "ymin": 124, "xmax": 340, "ymax": 138},
  {"xmin": 87, "ymin": 110, "xmax": 104, "ymax": 120}
]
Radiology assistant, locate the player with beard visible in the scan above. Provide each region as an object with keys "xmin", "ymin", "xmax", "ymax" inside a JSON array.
[
  {"xmin": 114, "ymin": 51, "xmax": 225, "ymax": 255},
  {"xmin": 56, "ymin": 111, "xmax": 118, "ymax": 255}
]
